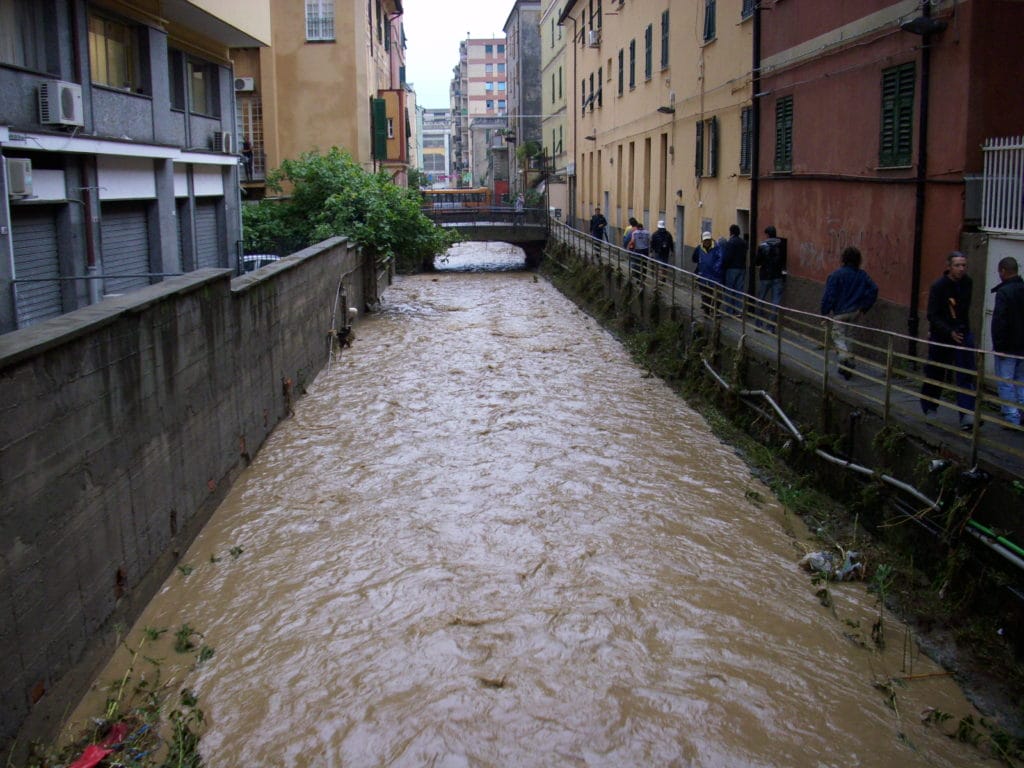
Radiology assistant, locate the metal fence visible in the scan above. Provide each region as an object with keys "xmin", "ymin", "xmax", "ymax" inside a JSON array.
[{"xmin": 552, "ymin": 220, "xmax": 1024, "ymax": 473}]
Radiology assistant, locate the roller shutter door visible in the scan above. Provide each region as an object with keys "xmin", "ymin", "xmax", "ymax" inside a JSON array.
[
  {"xmin": 101, "ymin": 203, "xmax": 150, "ymax": 294},
  {"xmin": 11, "ymin": 207, "xmax": 61, "ymax": 328},
  {"xmin": 194, "ymin": 200, "xmax": 221, "ymax": 269}
]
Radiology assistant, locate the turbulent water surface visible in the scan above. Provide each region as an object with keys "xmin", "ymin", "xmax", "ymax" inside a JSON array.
[{"xmin": 71, "ymin": 243, "xmax": 983, "ymax": 766}]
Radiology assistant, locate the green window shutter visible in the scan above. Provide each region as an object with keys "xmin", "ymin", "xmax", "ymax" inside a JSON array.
[
  {"xmin": 695, "ymin": 120, "xmax": 704, "ymax": 177},
  {"xmin": 739, "ymin": 106, "xmax": 752, "ymax": 174},
  {"xmin": 644, "ymin": 24, "xmax": 652, "ymax": 80},
  {"xmin": 661, "ymin": 11, "xmax": 669, "ymax": 69},
  {"xmin": 774, "ymin": 96, "xmax": 793, "ymax": 172},
  {"xmin": 880, "ymin": 62, "xmax": 915, "ymax": 167},
  {"xmin": 372, "ymin": 97, "xmax": 387, "ymax": 160}
]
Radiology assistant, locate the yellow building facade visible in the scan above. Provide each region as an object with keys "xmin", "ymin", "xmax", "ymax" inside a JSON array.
[
  {"xmin": 232, "ymin": 0, "xmax": 408, "ymax": 193},
  {"xmin": 559, "ymin": 0, "xmax": 753, "ymax": 258},
  {"xmin": 541, "ymin": 0, "xmax": 570, "ymax": 215}
]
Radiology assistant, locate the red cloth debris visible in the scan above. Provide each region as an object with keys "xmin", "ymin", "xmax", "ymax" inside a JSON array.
[{"xmin": 67, "ymin": 722, "xmax": 133, "ymax": 767}]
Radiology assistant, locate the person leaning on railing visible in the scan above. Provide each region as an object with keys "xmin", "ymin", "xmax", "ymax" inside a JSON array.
[
  {"xmin": 919, "ymin": 251, "xmax": 977, "ymax": 431},
  {"xmin": 820, "ymin": 246, "xmax": 879, "ymax": 381},
  {"xmin": 991, "ymin": 256, "xmax": 1024, "ymax": 428}
]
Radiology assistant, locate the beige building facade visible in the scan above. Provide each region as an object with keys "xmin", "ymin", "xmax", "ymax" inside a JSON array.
[
  {"xmin": 232, "ymin": 0, "xmax": 409, "ymax": 194},
  {"xmin": 541, "ymin": 0, "xmax": 570, "ymax": 215},
  {"xmin": 559, "ymin": 0, "xmax": 753, "ymax": 259}
]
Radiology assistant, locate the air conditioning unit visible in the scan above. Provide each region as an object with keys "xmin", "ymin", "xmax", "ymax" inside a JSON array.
[
  {"xmin": 38, "ymin": 80, "xmax": 84, "ymax": 127},
  {"xmin": 212, "ymin": 131, "xmax": 233, "ymax": 153},
  {"xmin": 234, "ymin": 77, "xmax": 255, "ymax": 92},
  {"xmin": 588, "ymin": 30, "xmax": 601, "ymax": 47},
  {"xmin": 6, "ymin": 158, "xmax": 33, "ymax": 198}
]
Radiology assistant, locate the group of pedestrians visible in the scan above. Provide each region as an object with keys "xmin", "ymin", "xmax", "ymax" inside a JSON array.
[
  {"xmin": 584, "ymin": 208, "xmax": 1023, "ymax": 430},
  {"xmin": 819, "ymin": 247, "xmax": 1024, "ymax": 431}
]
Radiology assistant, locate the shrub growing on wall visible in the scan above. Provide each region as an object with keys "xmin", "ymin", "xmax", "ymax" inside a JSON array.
[{"xmin": 243, "ymin": 148, "xmax": 456, "ymax": 272}]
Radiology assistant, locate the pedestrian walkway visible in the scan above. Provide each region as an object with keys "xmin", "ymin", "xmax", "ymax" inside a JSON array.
[{"xmin": 552, "ymin": 221, "xmax": 1024, "ymax": 482}]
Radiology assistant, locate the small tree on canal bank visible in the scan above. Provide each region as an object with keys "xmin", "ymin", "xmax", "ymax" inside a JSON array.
[{"xmin": 243, "ymin": 148, "xmax": 457, "ymax": 272}]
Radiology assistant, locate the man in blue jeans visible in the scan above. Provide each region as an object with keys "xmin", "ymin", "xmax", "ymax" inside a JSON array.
[
  {"xmin": 755, "ymin": 225, "xmax": 786, "ymax": 331},
  {"xmin": 720, "ymin": 224, "xmax": 746, "ymax": 314},
  {"xmin": 991, "ymin": 256, "xmax": 1024, "ymax": 428},
  {"xmin": 920, "ymin": 251, "xmax": 977, "ymax": 430},
  {"xmin": 820, "ymin": 246, "xmax": 878, "ymax": 380}
]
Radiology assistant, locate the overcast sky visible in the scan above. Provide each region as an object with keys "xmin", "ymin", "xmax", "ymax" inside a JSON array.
[{"xmin": 402, "ymin": 1, "xmax": 514, "ymax": 109}]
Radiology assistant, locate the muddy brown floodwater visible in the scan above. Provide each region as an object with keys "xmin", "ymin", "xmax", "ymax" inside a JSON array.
[{"xmin": 70, "ymin": 243, "xmax": 987, "ymax": 766}]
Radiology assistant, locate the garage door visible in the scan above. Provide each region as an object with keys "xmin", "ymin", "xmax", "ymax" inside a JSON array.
[
  {"xmin": 101, "ymin": 203, "xmax": 150, "ymax": 294},
  {"xmin": 194, "ymin": 200, "xmax": 222, "ymax": 269},
  {"xmin": 12, "ymin": 207, "xmax": 61, "ymax": 328}
]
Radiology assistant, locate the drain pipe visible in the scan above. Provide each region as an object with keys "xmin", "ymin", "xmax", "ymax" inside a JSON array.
[{"xmin": 1, "ymin": 155, "xmax": 20, "ymax": 330}]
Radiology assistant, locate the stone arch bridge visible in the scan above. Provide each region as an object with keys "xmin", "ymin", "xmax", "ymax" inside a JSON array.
[{"xmin": 423, "ymin": 208, "xmax": 549, "ymax": 268}]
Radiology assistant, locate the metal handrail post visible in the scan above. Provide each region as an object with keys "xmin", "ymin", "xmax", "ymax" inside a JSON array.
[
  {"xmin": 883, "ymin": 336, "xmax": 894, "ymax": 423},
  {"xmin": 970, "ymin": 349, "xmax": 984, "ymax": 464}
]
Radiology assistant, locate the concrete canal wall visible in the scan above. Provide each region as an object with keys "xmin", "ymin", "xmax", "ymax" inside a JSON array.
[{"xmin": 0, "ymin": 237, "xmax": 383, "ymax": 746}]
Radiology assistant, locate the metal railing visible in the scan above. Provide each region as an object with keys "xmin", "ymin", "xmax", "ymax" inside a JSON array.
[
  {"xmin": 552, "ymin": 220, "xmax": 1024, "ymax": 473},
  {"xmin": 982, "ymin": 135, "xmax": 1024, "ymax": 233},
  {"xmin": 423, "ymin": 206, "xmax": 549, "ymax": 230}
]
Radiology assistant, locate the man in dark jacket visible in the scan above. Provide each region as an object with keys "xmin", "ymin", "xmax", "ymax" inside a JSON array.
[
  {"xmin": 991, "ymin": 256, "xmax": 1024, "ymax": 427},
  {"xmin": 820, "ymin": 246, "xmax": 878, "ymax": 380},
  {"xmin": 721, "ymin": 224, "xmax": 746, "ymax": 313},
  {"xmin": 920, "ymin": 251, "xmax": 976, "ymax": 429},
  {"xmin": 589, "ymin": 207, "xmax": 608, "ymax": 241},
  {"xmin": 755, "ymin": 225, "xmax": 786, "ymax": 331},
  {"xmin": 695, "ymin": 231, "xmax": 723, "ymax": 315}
]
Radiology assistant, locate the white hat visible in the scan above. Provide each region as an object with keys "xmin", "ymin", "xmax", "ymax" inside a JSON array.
[
  {"xmin": 657, "ymin": 220, "xmax": 665, "ymax": 229},
  {"xmin": 701, "ymin": 231, "xmax": 713, "ymax": 240}
]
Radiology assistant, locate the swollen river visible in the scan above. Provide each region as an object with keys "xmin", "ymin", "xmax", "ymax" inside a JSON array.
[{"xmin": 72, "ymin": 244, "xmax": 982, "ymax": 766}]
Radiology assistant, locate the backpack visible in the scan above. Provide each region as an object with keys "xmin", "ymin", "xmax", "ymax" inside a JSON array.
[{"xmin": 631, "ymin": 229, "xmax": 650, "ymax": 250}]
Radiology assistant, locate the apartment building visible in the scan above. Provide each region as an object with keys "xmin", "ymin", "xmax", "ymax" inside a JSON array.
[
  {"xmin": 0, "ymin": 0, "xmax": 269, "ymax": 334},
  {"xmin": 230, "ymin": 0, "xmax": 410, "ymax": 196},
  {"xmin": 504, "ymin": 0, "xmax": 542, "ymax": 200},
  {"xmin": 419, "ymin": 106, "xmax": 453, "ymax": 187},
  {"xmin": 758, "ymin": 0, "xmax": 1024, "ymax": 342},
  {"xmin": 559, "ymin": 0, "xmax": 753, "ymax": 262},
  {"xmin": 450, "ymin": 37, "xmax": 507, "ymax": 188},
  {"xmin": 541, "ymin": 0, "xmax": 570, "ymax": 215}
]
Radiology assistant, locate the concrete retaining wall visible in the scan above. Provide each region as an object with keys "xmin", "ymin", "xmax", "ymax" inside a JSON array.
[{"xmin": 0, "ymin": 236, "xmax": 381, "ymax": 746}]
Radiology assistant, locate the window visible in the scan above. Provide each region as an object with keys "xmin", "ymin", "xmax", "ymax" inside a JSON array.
[
  {"xmin": 498, "ymin": 82, "xmax": 506, "ymax": 91},
  {"xmin": 597, "ymin": 66, "xmax": 603, "ymax": 107},
  {"xmin": 559, "ymin": 66, "xmax": 563, "ymax": 99},
  {"xmin": 485, "ymin": 63, "xmax": 493, "ymax": 75},
  {"xmin": 703, "ymin": 0, "xmax": 716, "ymax": 42},
  {"xmin": 617, "ymin": 49, "xmax": 623, "ymax": 96},
  {"xmin": 774, "ymin": 95, "xmax": 793, "ymax": 172},
  {"xmin": 486, "ymin": 99, "xmax": 494, "ymax": 110},
  {"xmin": 740, "ymin": 106, "xmax": 752, "ymax": 174},
  {"xmin": 581, "ymin": 78, "xmax": 586, "ymax": 113},
  {"xmin": 742, "ymin": 0, "xmax": 755, "ymax": 20},
  {"xmin": 880, "ymin": 62, "xmax": 915, "ymax": 167},
  {"xmin": 498, "ymin": 63, "xmax": 505, "ymax": 74},
  {"xmin": 387, "ymin": 117, "xmax": 394, "ymax": 138},
  {"xmin": 0, "ymin": 0, "xmax": 50, "ymax": 72},
  {"xmin": 695, "ymin": 116, "xmax": 718, "ymax": 177},
  {"xmin": 168, "ymin": 49, "xmax": 185, "ymax": 110},
  {"xmin": 551, "ymin": 18, "xmax": 555, "ymax": 48},
  {"xmin": 305, "ymin": 0, "xmax": 334, "ymax": 41},
  {"xmin": 660, "ymin": 11, "xmax": 670, "ymax": 70},
  {"xmin": 551, "ymin": 72, "xmax": 556, "ymax": 103},
  {"xmin": 644, "ymin": 24, "xmax": 653, "ymax": 81},
  {"xmin": 589, "ymin": 72, "xmax": 594, "ymax": 111},
  {"xmin": 89, "ymin": 12, "xmax": 140, "ymax": 90},
  {"xmin": 498, "ymin": 44, "xmax": 505, "ymax": 54},
  {"xmin": 485, "ymin": 81, "xmax": 493, "ymax": 91},
  {"xmin": 485, "ymin": 44, "xmax": 493, "ymax": 55},
  {"xmin": 498, "ymin": 99, "xmax": 506, "ymax": 111},
  {"xmin": 629, "ymin": 39, "xmax": 635, "ymax": 89},
  {"xmin": 188, "ymin": 58, "xmax": 219, "ymax": 116}
]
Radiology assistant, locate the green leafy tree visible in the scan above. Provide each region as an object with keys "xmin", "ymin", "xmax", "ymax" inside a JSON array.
[
  {"xmin": 242, "ymin": 148, "xmax": 456, "ymax": 272},
  {"xmin": 406, "ymin": 167, "xmax": 431, "ymax": 192}
]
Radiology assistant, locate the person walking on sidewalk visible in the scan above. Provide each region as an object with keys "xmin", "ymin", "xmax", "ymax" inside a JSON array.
[
  {"xmin": 589, "ymin": 207, "xmax": 608, "ymax": 241},
  {"xmin": 991, "ymin": 256, "xmax": 1024, "ymax": 428},
  {"xmin": 755, "ymin": 226, "xmax": 786, "ymax": 331},
  {"xmin": 628, "ymin": 221, "xmax": 651, "ymax": 284},
  {"xmin": 695, "ymin": 232, "xmax": 723, "ymax": 315},
  {"xmin": 651, "ymin": 220, "xmax": 674, "ymax": 279},
  {"xmin": 820, "ymin": 246, "xmax": 878, "ymax": 380},
  {"xmin": 920, "ymin": 251, "xmax": 977, "ymax": 430},
  {"xmin": 721, "ymin": 224, "xmax": 747, "ymax": 314}
]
